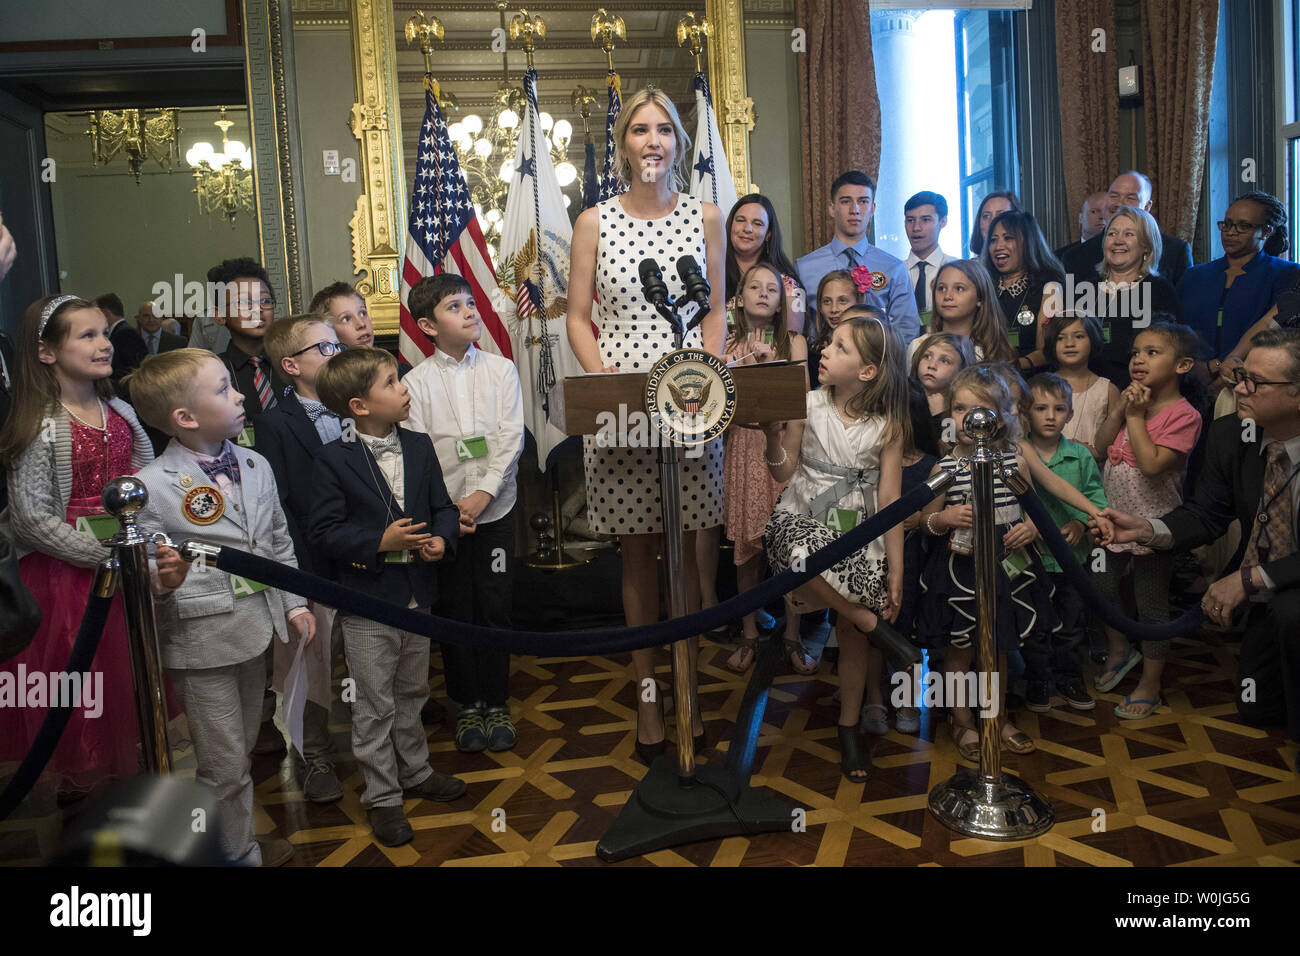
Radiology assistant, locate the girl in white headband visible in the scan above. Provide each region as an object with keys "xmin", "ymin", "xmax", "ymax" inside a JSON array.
[{"xmin": 0, "ymin": 294, "xmax": 155, "ymax": 800}]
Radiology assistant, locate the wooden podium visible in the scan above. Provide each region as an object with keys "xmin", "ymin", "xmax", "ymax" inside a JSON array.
[{"xmin": 562, "ymin": 358, "xmax": 808, "ymax": 862}]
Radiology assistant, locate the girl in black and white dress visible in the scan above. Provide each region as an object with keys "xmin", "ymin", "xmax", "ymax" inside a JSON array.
[{"xmin": 566, "ymin": 86, "xmax": 725, "ymax": 764}]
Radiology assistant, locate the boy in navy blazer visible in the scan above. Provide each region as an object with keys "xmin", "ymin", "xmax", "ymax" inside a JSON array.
[
  {"xmin": 256, "ymin": 315, "xmax": 346, "ymax": 803},
  {"xmin": 130, "ymin": 348, "xmax": 315, "ymax": 867},
  {"xmin": 311, "ymin": 347, "xmax": 464, "ymax": 847}
]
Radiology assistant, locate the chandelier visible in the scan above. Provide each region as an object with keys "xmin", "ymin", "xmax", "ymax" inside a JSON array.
[
  {"xmin": 184, "ymin": 107, "xmax": 254, "ymax": 226},
  {"xmin": 443, "ymin": 5, "xmax": 578, "ymax": 251},
  {"xmin": 85, "ymin": 108, "xmax": 182, "ymax": 184}
]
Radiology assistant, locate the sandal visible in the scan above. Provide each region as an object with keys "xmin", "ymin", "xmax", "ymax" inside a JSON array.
[
  {"xmin": 784, "ymin": 636, "xmax": 818, "ymax": 675},
  {"xmin": 1000, "ymin": 723, "xmax": 1036, "ymax": 754},
  {"xmin": 947, "ymin": 714, "xmax": 980, "ymax": 762},
  {"xmin": 725, "ymin": 635, "xmax": 759, "ymax": 674},
  {"xmin": 1114, "ymin": 695, "xmax": 1161, "ymax": 720},
  {"xmin": 1095, "ymin": 648, "xmax": 1142, "ymax": 692},
  {"xmin": 837, "ymin": 724, "xmax": 871, "ymax": 783}
]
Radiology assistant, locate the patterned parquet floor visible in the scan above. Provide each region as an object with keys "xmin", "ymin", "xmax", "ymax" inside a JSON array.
[{"xmin": 3, "ymin": 626, "xmax": 1298, "ymax": 867}]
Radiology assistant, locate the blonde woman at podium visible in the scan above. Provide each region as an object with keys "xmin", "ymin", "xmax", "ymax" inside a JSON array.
[{"xmin": 567, "ymin": 87, "xmax": 726, "ymax": 765}]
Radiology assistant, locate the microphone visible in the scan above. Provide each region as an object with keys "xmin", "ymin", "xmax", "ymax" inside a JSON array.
[
  {"xmin": 639, "ymin": 258, "xmax": 671, "ymax": 308},
  {"xmin": 676, "ymin": 254, "xmax": 711, "ymax": 314}
]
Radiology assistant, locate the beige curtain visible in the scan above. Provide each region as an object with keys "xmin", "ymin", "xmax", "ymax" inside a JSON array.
[
  {"xmin": 1056, "ymin": 1, "xmax": 1119, "ymax": 242},
  {"xmin": 794, "ymin": 0, "xmax": 880, "ymax": 254},
  {"xmin": 1142, "ymin": 0, "xmax": 1220, "ymax": 241}
]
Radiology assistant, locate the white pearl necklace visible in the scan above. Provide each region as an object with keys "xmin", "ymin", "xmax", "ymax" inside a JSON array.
[{"xmin": 62, "ymin": 397, "xmax": 108, "ymax": 444}]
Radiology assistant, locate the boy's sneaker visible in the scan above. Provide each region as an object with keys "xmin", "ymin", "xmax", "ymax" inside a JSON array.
[
  {"xmin": 302, "ymin": 757, "xmax": 343, "ymax": 803},
  {"xmin": 455, "ymin": 704, "xmax": 488, "ymax": 753},
  {"xmin": 366, "ymin": 806, "xmax": 413, "ymax": 846},
  {"xmin": 1055, "ymin": 674, "xmax": 1096, "ymax": 710},
  {"xmin": 483, "ymin": 706, "xmax": 517, "ymax": 752},
  {"xmin": 1025, "ymin": 679, "xmax": 1053, "ymax": 713}
]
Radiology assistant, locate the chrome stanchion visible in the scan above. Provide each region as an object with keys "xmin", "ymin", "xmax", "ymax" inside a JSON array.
[
  {"xmin": 927, "ymin": 408, "xmax": 1053, "ymax": 840},
  {"xmin": 101, "ymin": 476, "xmax": 171, "ymax": 774}
]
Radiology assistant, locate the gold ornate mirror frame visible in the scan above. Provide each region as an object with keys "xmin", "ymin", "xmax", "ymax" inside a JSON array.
[{"xmin": 343, "ymin": 0, "xmax": 753, "ymax": 336}]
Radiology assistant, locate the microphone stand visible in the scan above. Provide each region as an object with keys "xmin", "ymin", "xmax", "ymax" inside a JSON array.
[{"xmin": 596, "ymin": 287, "xmax": 797, "ymax": 862}]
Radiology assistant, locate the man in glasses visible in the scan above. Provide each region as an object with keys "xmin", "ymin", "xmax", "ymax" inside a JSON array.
[
  {"xmin": 1096, "ymin": 329, "xmax": 1300, "ymax": 771},
  {"xmin": 1060, "ymin": 170, "xmax": 1194, "ymax": 288},
  {"xmin": 254, "ymin": 315, "xmax": 347, "ymax": 803}
]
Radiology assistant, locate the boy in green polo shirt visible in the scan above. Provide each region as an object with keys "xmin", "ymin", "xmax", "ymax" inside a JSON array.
[{"xmin": 1023, "ymin": 373, "xmax": 1108, "ymax": 713}]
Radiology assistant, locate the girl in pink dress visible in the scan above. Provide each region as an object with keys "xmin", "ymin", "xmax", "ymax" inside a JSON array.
[
  {"xmin": 1093, "ymin": 322, "xmax": 1204, "ymax": 718},
  {"xmin": 0, "ymin": 295, "xmax": 154, "ymax": 798},
  {"xmin": 721, "ymin": 263, "xmax": 809, "ymax": 673}
]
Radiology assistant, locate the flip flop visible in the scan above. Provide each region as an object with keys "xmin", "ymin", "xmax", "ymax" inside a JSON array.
[
  {"xmin": 1114, "ymin": 695, "xmax": 1161, "ymax": 720},
  {"xmin": 1095, "ymin": 648, "xmax": 1142, "ymax": 692}
]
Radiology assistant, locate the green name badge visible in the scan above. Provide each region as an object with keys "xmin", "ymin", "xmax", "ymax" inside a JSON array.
[
  {"xmin": 383, "ymin": 550, "xmax": 414, "ymax": 564},
  {"xmin": 75, "ymin": 513, "xmax": 119, "ymax": 542},
  {"xmin": 1008, "ymin": 328, "xmax": 1021, "ymax": 349},
  {"xmin": 1001, "ymin": 548, "xmax": 1030, "ymax": 580},
  {"xmin": 231, "ymin": 574, "xmax": 269, "ymax": 598},
  {"xmin": 825, "ymin": 507, "xmax": 861, "ymax": 532},
  {"xmin": 236, "ymin": 425, "xmax": 255, "ymax": 448},
  {"xmin": 1102, "ymin": 322, "xmax": 1113, "ymax": 344},
  {"xmin": 761, "ymin": 329, "xmax": 774, "ymax": 345},
  {"xmin": 456, "ymin": 436, "xmax": 489, "ymax": 461},
  {"xmin": 1216, "ymin": 309, "xmax": 1224, "ymax": 328},
  {"xmin": 918, "ymin": 310, "xmax": 932, "ymax": 331}
]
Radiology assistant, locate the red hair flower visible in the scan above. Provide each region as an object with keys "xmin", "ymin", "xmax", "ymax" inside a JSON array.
[{"xmin": 850, "ymin": 265, "xmax": 873, "ymax": 294}]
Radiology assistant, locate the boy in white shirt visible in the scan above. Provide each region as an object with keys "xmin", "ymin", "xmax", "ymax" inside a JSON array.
[{"xmin": 403, "ymin": 274, "xmax": 526, "ymax": 752}]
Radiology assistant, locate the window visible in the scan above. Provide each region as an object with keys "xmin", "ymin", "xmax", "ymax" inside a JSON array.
[{"xmin": 870, "ymin": 8, "xmax": 1019, "ymax": 261}]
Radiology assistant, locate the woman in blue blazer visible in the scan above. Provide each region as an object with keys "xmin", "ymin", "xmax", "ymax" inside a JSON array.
[{"xmin": 1178, "ymin": 191, "xmax": 1300, "ymax": 382}]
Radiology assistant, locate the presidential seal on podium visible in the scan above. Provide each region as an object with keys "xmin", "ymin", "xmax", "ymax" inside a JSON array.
[{"xmin": 644, "ymin": 348, "xmax": 737, "ymax": 445}]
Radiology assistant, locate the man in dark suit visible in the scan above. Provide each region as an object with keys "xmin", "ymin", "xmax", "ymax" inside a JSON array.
[
  {"xmin": 95, "ymin": 293, "xmax": 148, "ymax": 394},
  {"xmin": 1060, "ymin": 171, "xmax": 1194, "ymax": 287},
  {"xmin": 1098, "ymin": 329, "xmax": 1300, "ymax": 768},
  {"xmin": 135, "ymin": 300, "xmax": 185, "ymax": 356},
  {"xmin": 1054, "ymin": 190, "xmax": 1108, "ymax": 263}
]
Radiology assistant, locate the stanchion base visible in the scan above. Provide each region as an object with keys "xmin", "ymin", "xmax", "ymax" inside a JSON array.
[
  {"xmin": 523, "ymin": 548, "xmax": 591, "ymax": 570},
  {"xmin": 596, "ymin": 758, "xmax": 796, "ymax": 862},
  {"xmin": 928, "ymin": 767, "xmax": 1054, "ymax": 840}
]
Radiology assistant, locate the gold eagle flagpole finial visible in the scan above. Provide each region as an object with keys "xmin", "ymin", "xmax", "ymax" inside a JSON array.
[
  {"xmin": 591, "ymin": 8, "xmax": 626, "ymax": 73},
  {"xmin": 676, "ymin": 12, "xmax": 712, "ymax": 74},
  {"xmin": 404, "ymin": 10, "xmax": 445, "ymax": 96}
]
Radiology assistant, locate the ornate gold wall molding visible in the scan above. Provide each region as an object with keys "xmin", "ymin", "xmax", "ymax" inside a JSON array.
[
  {"xmin": 244, "ymin": 0, "xmax": 308, "ymax": 313},
  {"xmin": 348, "ymin": 0, "xmax": 404, "ymax": 334},
  {"xmin": 705, "ymin": 0, "xmax": 753, "ymax": 195}
]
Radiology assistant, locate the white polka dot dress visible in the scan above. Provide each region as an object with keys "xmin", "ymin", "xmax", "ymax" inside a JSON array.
[{"xmin": 582, "ymin": 193, "xmax": 725, "ymax": 535}]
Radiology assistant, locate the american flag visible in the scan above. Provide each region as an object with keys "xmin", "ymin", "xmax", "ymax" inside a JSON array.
[
  {"xmin": 398, "ymin": 85, "xmax": 512, "ymax": 367},
  {"xmin": 598, "ymin": 70, "xmax": 626, "ymax": 202}
]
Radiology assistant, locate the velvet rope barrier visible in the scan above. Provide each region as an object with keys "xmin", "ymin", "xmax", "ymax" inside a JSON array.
[
  {"xmin": 0, "ymin": 589, "xmax": 115, "ymax": 822},
  {"xmin": 210, "ymin": 479, "xmax": 942, "ymax": 657},
  {"xmin": 1012, "ymin": 479, "xmax": 1205, "ymax": 641}
]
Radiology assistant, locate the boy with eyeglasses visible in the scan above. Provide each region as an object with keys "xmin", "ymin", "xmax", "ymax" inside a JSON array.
[
  {"xmin": 255, "ymin": 315, "xmax": 346, "ymax": 801},
  {"xmin": 198, "ymin": 257, "xmax": 287, "ymax": 444}
]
